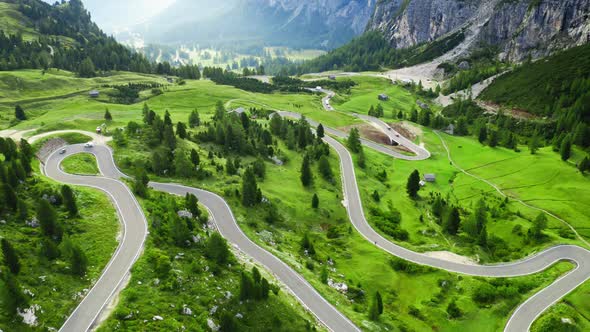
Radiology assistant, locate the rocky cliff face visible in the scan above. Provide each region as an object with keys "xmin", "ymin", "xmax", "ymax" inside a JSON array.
[{"xmin": 368, "ymin": 0, "xmax": 590, "ymax": 61}]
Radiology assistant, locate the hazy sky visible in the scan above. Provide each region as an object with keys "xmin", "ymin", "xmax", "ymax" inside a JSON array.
[{"xmin": 42, "ymin": 0, "xmax": 176, "ymax": 32}]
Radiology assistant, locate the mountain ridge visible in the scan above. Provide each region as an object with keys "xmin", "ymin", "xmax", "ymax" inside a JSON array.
[{"xmin": 128, "ymin": 0, "xmax": 376, "ymax": 49}]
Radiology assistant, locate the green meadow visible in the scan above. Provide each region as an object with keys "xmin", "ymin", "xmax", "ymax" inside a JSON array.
[
  {"xmin": 353, "ymin": 126, "xmax": 589, "ymax": 261},
  {"xmin": 1, "ymin": 69, "xmax": 589, "ymax": 331},
  {"xmin": 61, "ymin": 153, "xmax": 100, "ymax": 176}
]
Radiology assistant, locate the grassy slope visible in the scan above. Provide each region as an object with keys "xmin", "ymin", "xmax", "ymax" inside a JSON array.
[
  {"xmin": 331, "ymin": 76, "xmax": 433, "ymax": 121},
  {"xmin": 111, "ymin": 127, "xmax": 581, "ymax": 331},
  {"xmin": 354, "ymin": 127, "xmax": 590, "ymax": 259},
  {"xmin": 0, "ymin": 182, "xmax": 119, "ymax": 330},
  {"xmin": 61, "ymin": 153, "xmax": 100, "ymax": 175},
  {"xmin": 2, "ymin": 69, "xmax": 590, "ymax": 330},
  {"xmin": 0, "ymin": 2, "xmax": 39, "ymax": 40},
  {"xmin": 0, "ymin": 2, "xmax": 76, "ymax": 43},
  {"xmin": 0, "ymin": 70, "xmax": 361, "ymax": 131},
  {"xmin": 98, "ymin": 193, "xmax": 319, "ymax": 332}
]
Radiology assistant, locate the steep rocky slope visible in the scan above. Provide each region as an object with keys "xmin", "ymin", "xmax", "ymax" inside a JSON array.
[{"xmin": 368, "ymin": 0, "xmax": 590, "ymax": 61}]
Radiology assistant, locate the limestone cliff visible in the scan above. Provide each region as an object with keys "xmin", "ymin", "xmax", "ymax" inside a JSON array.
[{"xmin": 367, "ymin": 0, "xmax": 590, "ymax": 61}]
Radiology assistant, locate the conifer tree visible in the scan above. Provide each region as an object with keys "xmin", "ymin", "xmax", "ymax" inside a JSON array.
[
  {"xmin": 104, "ymin": 108, "xmax": 112, "ymax": 121},
  {"xmin": 312, "ymin": 193, "xmax": 319, "ymax": 209},
  {"xmin": 61, "ymin": 185, "xmax": 78, "ymax": 217},
  {"xmin": 300, "ymin": 155, "xmax": 312, "ymax": 187},
  {"xmin": 406, "ymin": 170, "xmax": 421, "ymax": 198},
  {"xmin": 241, "ymin": 168, "xmax": 260, "ymax": 207},
  {"xmin": 347, "ymin": 128, "xmax": 362, "ymax": 153},
  {"xmin": 1, "ymin": 239, "xmax": 20, "ymax": 275},
  {"xmin": 15, "ymin": 105, "xmax": 26, "ymax": 120}
]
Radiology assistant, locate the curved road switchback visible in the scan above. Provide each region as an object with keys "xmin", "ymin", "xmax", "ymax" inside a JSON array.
[
  {"xmin": 43, "ymin": 145, "xmax": 148, "ymax": 332},
  {"xmin": 43, "ymin": 144, "xmax": 359, "ymax": 332},
  {"xmin": 30, "ymin": 114, "xmax": 590, "ymax": 332}
]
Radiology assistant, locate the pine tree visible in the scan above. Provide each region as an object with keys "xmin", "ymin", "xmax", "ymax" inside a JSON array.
[
  {"xmin": 447, "ymin": 299, "xmax": 462, "ymax": 319},
  {"xmin": 578, "ymin": 156, "xmax": 590, "ymax": 174},
  {"xmin": 1, "ymin": 239, "xmax": 20, "ymax": 275},
  {"xmin": 318, "ymin": 155, "xmax": 333, "ymax": 181},
  {"xmin": 347, "ymin": 128, "xmax": 362, "ymax": 153},
  {"xmin": 226, "ymin": 158, "xmax": 237, "ymax": 175},
  {"xmin": 185, "ymin": 193, "xmax": 201, "ymax": 218},
  {"xmin": 163, "ymin": 125, "xmax": 176, "ymax": 151},
  {"xmin": 2, "ymin": 272, "xmax": 27, "ymax": 316},
  {"xmin": 61, "ymin": 185, "xmax": 78, "ymax": 217},
  {"xmin": 406, "ymin": 170, "xmax": 421, "ymax": 198},
  {"xmin": 320, "ymin": 264, "xmax": 328, "ymax": 284},
  {"xmin": 242, "ymin": 167, "xmax": 260, "ymax": 207},
  {"xmin": 205, "ymin": 232, "xmax": 230, "ymax": 265},
  {"xmin": 260, "ymin": 277, "xmax": 270, "ymax": 299},
  {"xmin": 316, "ymin": 124, "xmax": 325, "ymax": 138},
  {"xmin": 240, "ymin": 271, "xmax": 255, "ymax": 301},
  {"xmin": 488, "ymin": 130, "xmax": 499, "ymax": 147},
  {"xmin": 560, "ymin": 135, "xmax": 572, "ymax": 161},
  {"xmin": 176, "ymin": 122, "xmax": 187, "ymax": 139},
  {"xmin": 529, "ymin": 133, "xmax": 540, "ymax": 155},
  {"xmin": 300, "ymin": 155, "xmax": 312, "ymax": 187},
  {"xmin": 133, "ymin": 169, "xmax": 150, "ymax": 198},
  {"xmin": 368, "ymin": 291, "xmax": 382, "ymax": 320},
  {"xmin": 312, "ymin": 193, "xmax": 319, "ymax": 209},
  {"xmin": 14, "ymin": 105, "xmax": 26, "ymax": 120},
  {"xmin": 104, "ymin": 108, "xmax": 112, "ymax": 121},
  {"xmin": 70, "ymin": 244, "xmax": 88, "ymax": 277},
  {"xmin": 529, "ymin": 213, "xmax": 548, "ymax": 241},
  {"xmin": 190, "ymin": 149, "xmax": 200, "ymax": 168},
  {"xmin": 78, "ymin": 57, "xmax": 96, "ymax": 77},
  {"xmin": 376, "ymin": 291, "xmax": 383, "ymax": 314},
  {"xmin": 478, "ymin": 126, "xmax": 487, "ymax": 144},
  {"xmin": 357, "ymin": 147, "xmax": 366, "ymax": 168},
  {"xmin": 443, "ymin": 206, "xmax": 461, "ymax": 235},
  {"xmin": 188, "ymin": 109, "xmax": 201, "ymax": 128},
  {"xmin": 37, "ymin": 199, "xmax": 62, "ymax": 240},
  {"xmin": 171, "ymin": 217, "xmax": 190, "ymax": 247},
  {"xmin": 372, "ymin": 190, "xmax": 380, "ymax": 202}
]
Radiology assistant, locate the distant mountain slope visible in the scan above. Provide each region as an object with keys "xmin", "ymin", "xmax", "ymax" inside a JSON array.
[
  {"xmin": 368, "ymin": 0, "xmax": 590, "ymax": 62},
  {"xmin": 295, "ymin": 0, "xmax": 590, "ymax": 74},
  {"xmin": 0, "ymin": 0, "xmax": 151, "ymax": 75},
  {"xmin": 480, "ymin": 43, "xmax": 590, "ymax": 121},
  {"xmin": 132, "ymin": 0, "xmax": 376, "ymax": 49}
]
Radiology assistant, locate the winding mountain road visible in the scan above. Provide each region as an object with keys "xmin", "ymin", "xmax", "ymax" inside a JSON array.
[{"xmin": 21, "ymin": 110, "xmax": 590, "ymax": 332}]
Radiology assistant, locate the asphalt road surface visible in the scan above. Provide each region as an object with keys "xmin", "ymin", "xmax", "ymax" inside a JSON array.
[{"xmin": 36, "ymin": 123, "xmax": 590, "ymax": 332}]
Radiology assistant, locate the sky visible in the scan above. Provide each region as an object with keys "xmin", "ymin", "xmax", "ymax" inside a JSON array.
[{"xmin": 42, "ymin": 0, "xmax": 176, "ymax": 32}]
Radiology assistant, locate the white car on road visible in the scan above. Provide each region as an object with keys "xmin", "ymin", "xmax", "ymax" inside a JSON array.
[{"xmin": 84, "ymin": 142, "xmax": 94, "ymax": 148}]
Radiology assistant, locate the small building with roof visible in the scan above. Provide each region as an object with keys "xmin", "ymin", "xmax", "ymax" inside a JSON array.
[
  {"xmin": 89, "ymin": 90, "xmax": 100, "ymax": 98},
  {"xmin": 424, "ymin": 174, "xmax": 436, "ymax": 182}
]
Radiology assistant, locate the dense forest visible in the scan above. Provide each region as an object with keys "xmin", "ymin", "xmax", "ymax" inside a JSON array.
[
  {"xmin": 271, "ymin": 30, "xmax": 466, "ymax": 75},
  {"xmin": 480, "ymin": 43, "xmax": 590, "ymax": 128},
  {"xmin": 0, "ymin": 0, "xmax": 203, "ymax": 79},
  {"xmin": 0, "ymin": 0, "xmax": 152, "ymax": 75}
]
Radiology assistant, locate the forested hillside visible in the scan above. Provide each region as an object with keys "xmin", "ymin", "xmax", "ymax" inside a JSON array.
[
  {"xmin": 0, "ymin": 0, "xmax": 153, "ymax": 76},
  {"xmin": 284, "ymin": 30, "xmax": 465, "ymax": 74},
  {"xmin": 481, "ymin": 44, "xmax": 590, "ymax": 128}
]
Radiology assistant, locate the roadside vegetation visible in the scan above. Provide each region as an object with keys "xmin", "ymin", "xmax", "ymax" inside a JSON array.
[
  {"xmin": 103, "ymin": 98, "xmax": 583, "ymax": 331},
  {"xmin": 98, "ymin": 191, "xmax": 318, "ymax": 331},
  {"xmin": 2, "ymin": 66, "xmax": 589, "ymax": 331},
  {"xmin": 0, "ymin": 137, "xmax": 118, "ymax": 330}
]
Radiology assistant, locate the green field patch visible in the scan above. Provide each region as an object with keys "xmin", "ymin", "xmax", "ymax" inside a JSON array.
[{"xmin": 61, "ymin": 153, "xmax": 100, "ymax": 176}]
